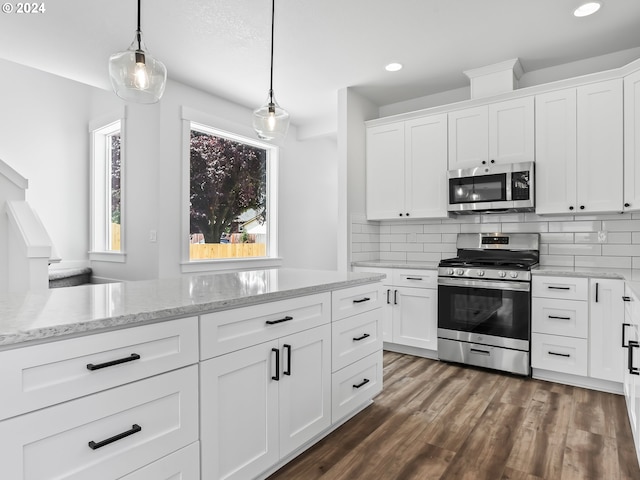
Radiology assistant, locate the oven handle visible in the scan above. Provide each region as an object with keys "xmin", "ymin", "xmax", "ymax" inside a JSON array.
[{"xmin": 437, "ymin": 277, "xmax": 530, "ymax": 292}]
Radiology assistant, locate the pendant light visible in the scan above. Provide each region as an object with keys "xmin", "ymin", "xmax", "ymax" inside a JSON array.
[
  {"xmin": 108, "ymin": 0, "xmax": 167, "ymax": 104},
  {"xmin": 253, "ymin": 0, "xmax": 290, "ymax": 141}
]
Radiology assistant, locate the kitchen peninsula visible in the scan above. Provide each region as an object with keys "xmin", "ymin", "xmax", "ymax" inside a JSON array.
[{"xmin": 0, "ymin": 268, "xmax": 385, "ymax": 480}]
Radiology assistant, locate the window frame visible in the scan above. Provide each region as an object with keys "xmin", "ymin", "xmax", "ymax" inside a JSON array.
[
  {"xmin": 180, "ymin": 107, "xmax": 281, "ymax": 273},
  {"xmin": 89, "ymin": 109, "xmax": 127, "ymax": 263}
]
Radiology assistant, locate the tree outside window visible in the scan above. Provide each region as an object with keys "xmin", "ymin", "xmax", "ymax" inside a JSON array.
[{"xmin": 189, "ymin": 128, "xmax": 268, "ymax": 260}]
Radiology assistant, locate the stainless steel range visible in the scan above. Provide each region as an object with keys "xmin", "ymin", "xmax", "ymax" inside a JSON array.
[{"xmin": 437, "ymin": 233, "xmax": 539, "ymax": 376}]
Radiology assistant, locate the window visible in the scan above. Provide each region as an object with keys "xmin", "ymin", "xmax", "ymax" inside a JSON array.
[
  {"xmin": 187, "ymin": 121, "xmax": 277, "ymax": 265},
  {"xmin": 90, "ymin": 113, "xmax": 125, "ymax": 262}
]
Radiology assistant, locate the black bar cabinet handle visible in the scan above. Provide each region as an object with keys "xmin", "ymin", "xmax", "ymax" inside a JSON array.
[
  {"xmin": 86, "ymin": 353, "xmax": 141, "ymax": 371},
  {"xmin": 629, "ymin": 341, "xmax": 640, "ymax": 376},
  {"xmin": 272, "ymin": 348, "xmax": 280, "ymax": 381},
  {"xmin": 595, "ymin": 282, "xmax": 599, "ymax": 303},
  {"xmin": 88, "ymin": 424, "xmax": 141, "ymax": 450},
  {"xmin": 394, "ymin": 290, "xmax": 398, "ymax": 305},
  {"xmin": 266, "ymin": 316, "xmax": 293, "ymax": 325},
  {"xmin": 548, "ymin": 351, "xmax": 571, "ymax": 358},
  {"xmin": 548, "ymin": 286, "xmax": 571, "ymax": 291},
  {"xmin": 283, "ymin": 344, "xmax": 291, "ymax": 376},
  {"xmin": 353, "ymin": 378, "xmax": 370, "ymax": 389},
  {"xmin": 386, "ymin": 289, "xmax": 391, "ymax": 304},
  {"xmin": 548, "ymin": 315, "xmax": 571, "ymax": 321},
  {"xmin": 353, "ymin": 297, "xmax": 370, "ymax": 304},
  {"xmin": 623, "ymin": 296, "xmax": 632, "ymax": 302},
  {"xmin": 406, "ymin": 277, "xmax": 423, "ymax": 281},
  {"xmin": 623, "ymin": 323, "xmax": 631, "ymax": 348},
  {"xmin": 353, "ymin": 333, "xmax": 370, "ymax": 342}
]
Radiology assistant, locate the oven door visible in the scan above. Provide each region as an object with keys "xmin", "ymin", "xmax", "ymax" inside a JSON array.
[{"xmin": 437, "ymin": 277, "xmax": 531, "ymax": 351}]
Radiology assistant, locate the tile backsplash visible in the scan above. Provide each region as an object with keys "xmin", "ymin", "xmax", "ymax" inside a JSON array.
[{"xmin": 351, "ymin": 212, "xmax": 640, "ymax": 269}]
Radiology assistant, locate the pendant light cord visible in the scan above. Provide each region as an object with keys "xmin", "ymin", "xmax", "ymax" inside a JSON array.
[
  {"xmin": 136, "ymin": 0, "xmax": 142, "ymax": 50},
  {"xmin": 269, "ymin": 0, "xmax": 275, "ymax": 102}
]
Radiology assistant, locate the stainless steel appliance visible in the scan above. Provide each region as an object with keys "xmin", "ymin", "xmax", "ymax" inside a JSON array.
[
  {"xmin": 437, "ymin": 233, "xmax": 539, "ymax": 376},
  {"xmin": 447, "ymin": 161, "xmax": 534, "ymax": 214}
]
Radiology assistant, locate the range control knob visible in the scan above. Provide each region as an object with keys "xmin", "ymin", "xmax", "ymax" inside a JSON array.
[
  {"xmin": 455, "ymin": 269, "xmax": 464, "ymax": 276},
  {"xmin": 510, "ymin": 272, "xmax": 518, "ymax": 278},
  {"xmin": 447, "ymin": 269, "xmax": 454, "ymax": 275},
  {"xmin": 477, "ymin": 270, "xmax": 485, "ymax": 277},
  {"xmin": 498, "ymin": 271, "xmax": 507, "ymax": 278}
]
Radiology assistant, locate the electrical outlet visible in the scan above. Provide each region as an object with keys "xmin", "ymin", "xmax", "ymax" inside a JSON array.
[
  {"xmin": 597, "ymin": 231, "xmax": 607, "ymax": 243},
  {"xmin": 149, "ymin": 230, "xmax": 157, "ymax": 243}
]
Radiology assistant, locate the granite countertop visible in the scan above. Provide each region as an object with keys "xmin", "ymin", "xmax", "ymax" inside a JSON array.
[{"xmin": 0, "ymin": 268, "xmax": 385, "ymax": 349}]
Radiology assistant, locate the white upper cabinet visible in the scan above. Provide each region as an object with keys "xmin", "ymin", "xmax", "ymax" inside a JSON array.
[
  {"xmin": 366, "ymin": 114, "xmax": 448, "ymax": 220},
  {"xmin": 448, "ymin": 97, "xmax": 534, "ymax": 170},
  {"xmin": 536, "ymin": 79, "xmax": 623, "ymax": 215},
  {"xmin": 624, "ymin": 69, "xmax": 640, "ymax": 212}
]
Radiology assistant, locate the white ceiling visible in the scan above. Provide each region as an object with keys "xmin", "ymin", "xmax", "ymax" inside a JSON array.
[{"xmin": 1, "ymin": 0, "xmax": 640, "ymax": 134}]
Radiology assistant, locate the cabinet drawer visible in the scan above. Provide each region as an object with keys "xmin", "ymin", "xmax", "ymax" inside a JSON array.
[
  {"xmin": 200, "ymin": 293, "xmax": 331, "ymax": 360},
  {"xmin": 0, "ymin": 365, "xmax": 199, "ymax": 480},
  {"xmin": 531, "ymin": 333, "xmax": 588, "ymax": 376},
  {"xmin": 332, "ymin": 350, "xmax": 383, "ymax": 423},
  {"xmin": 393, "ymin": 269, "xmax": 437, "ymax": 289},
  {"xmin": 532, "ymin": 276, "xmax": 588, "ymax": 300},
  {"xmin": 0, "ymin": 317, "xmax": 199, "ymax": 421},
  {"xmin": 332, "ymin": 309, "xmax": 382, "ymax": 372},
  {"xmin": 332, "ymin": 282, "xmax": 384, "ymax": 321},
  {"xmin": 532, "ymin": 298, "xmax": 588, "ymax": 338},
  {"xmin": 118, "ymin": 442, "xmax": 200, "ymax": 480}
]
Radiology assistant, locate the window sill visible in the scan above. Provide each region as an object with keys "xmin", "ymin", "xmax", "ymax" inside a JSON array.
[
  {"xmin": 180, "ymin": 257, "xmax": 283, "ymax": 274},
  {"xmin": 89, "ymin": 251, "xmax": 127, "ymax": 263}
]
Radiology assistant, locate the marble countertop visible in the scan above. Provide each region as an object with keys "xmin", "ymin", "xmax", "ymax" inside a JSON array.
[
  {"xmin": 352, "ymin": 260, "xmax": 439, "ymax": 270},
  {"xmin": 0, "ymin": 268, "xmax": 384, "ymax": 349}
]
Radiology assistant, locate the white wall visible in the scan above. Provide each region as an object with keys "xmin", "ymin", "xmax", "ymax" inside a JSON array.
[{"xmin": 0, "ymin": 59, "xmax": 92, "ymax": 271}]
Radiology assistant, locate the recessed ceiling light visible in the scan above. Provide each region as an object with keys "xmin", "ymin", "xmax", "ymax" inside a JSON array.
[
  {"xmin": 385, "ymin": 63, "xmax": 403, "ymax": 72},
  {"xmin": 573, "ymin": 1, "xmax": 602, "ymax": 17}
]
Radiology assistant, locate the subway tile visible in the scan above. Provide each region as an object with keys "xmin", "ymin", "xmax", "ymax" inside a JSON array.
[
  {"xmin": 549, "ymin": 244, "xmax": 601, "ymax": 256},
  {"xmin": 539, "ymin": 244, "xmax": 549, "ymax": 255},
  {"xmin": 481, "ymin": 213, "xmax": 526, "ymax": 223},
  {"xmin": 423, "ymin": 243, "xmax": 456, "ymax": 253},
  {"xmin": 414, "ymin": 218, "xmax": 446, "ymax": 225},
  {"xmin": 389, "ymin": 224, "xmax": 424, "ymax": 234},
  {"xmin": 602, "ymin": 244, "xmax": 640, "ymax": 256},
  {"xmin": 351, "ymin": 252, "xmax": 378, "ymax": 262},
  {"xmin": 633, "ymin": 258, "xmax": 640, "ymax": 269},
  {"xmin": 380, "ymin": 251, "xmax": 408, "ymax": 261},
  {"xmin": 407, "ymin": 232, "xmax": 417, "ymax": 243},
  {"xmin": 443, "ymin": 216, "xmax": 480, "ymax": 224},
  {"xmin": 360, "ymin": 243, "xmax": 380, "ymax": 253},
  {"xmin": 406, "ymin": 252, "xmax": 442, "ymax": 262},
  {"xmin": 380, "ymin": 234, "xmax": 406, "ymax": 243},
  {"xmin": 423, "ymin": 224, "xmax": 462, "ymax": 234},
  {"xmin": 575, "ymin": 213, "xmax": 632, "ymax": 221},
  {"xmin": 633, "ymin": 232, "xmax": 640, "ymax": 244},
  {"xmin": 540, "ymin": 255, "xmax": 575, "ymax": 267},
  {"xmin": 574, "ymin": 232, "xmax": 599, "ymax": 244},
  {"xmin": 601, "ymin": 219, "xmax": 640, "ymax": 232},
  {"xmin": 540, "ymin": 232, "xmax": 574, "ymax": 244},
  {"xmin": 575, "ymin": 256, "xmax": 632, "ymax": 269},
  {"xmin": 526, "ymin": 213, "xmax": 573, "ymax": 222},
  {"xmin": 352, "ymin": 233, "xmax": 378, "ymax": 243},
  {"xmin": 379, "ymin": 224, "xmax": 391, "ymax": 234},
  {"xmin": 607, "ymin": 232, "xmax": 632, "ymax": 244},
  {"xmin": 416, "ymin": 233, "xmax": 442, "ymax": 243},
  {"xmin": 360, "ymin": 223, "xmax": 381, "ymax": 234},
  {"xmin": 379, "ymin": 243, "xmax": 390, "ymax": 252},
  {"xmin": 442, "ymin": 233, "xmax": 457, "ymax": 243},
  {"xmin": 501, "ymin": 222, "xmax": 549, "ymax": 233},
  {"xmin": 548, "ymin": 221, "xmax": 602, "ymax": 232},
  {"xmin": 390, "ymin": 243, "xmax": 424, "ymax": 252},
  {"xmin": 460, "ymin": 223, "xmax": 502, "ymax": 233},
  {"xmin": 351, "ymin": 223, "xmax": 362, "ymax": 234}
]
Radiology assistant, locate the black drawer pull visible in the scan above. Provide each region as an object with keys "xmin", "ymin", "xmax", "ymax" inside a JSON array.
[
  {"xmin": 595, "ymin": 282, "xmax": 599, "ymax": 303},
  {"xmin": 386, "ymin": 289, "xmax": 391, "ymax": 304},
  {"xmin": 353, "ymin": 378, "xmax": 370, "ymax": 389},
  {"xmin": 470, "ymin": 348, "xmax": 490, "ymax": 356},
  {"xmin": 272, "ymin": 348, "xmax": 280, "ymax": 381},
  {"xmin": 406, "ymin": 277, "xmax": 423, "ymax": 281},
  {"xmin": 266, "ymin": 316, "xmax": 293, "ymax": 325},
  {"xmin": 623, "ymin": 296, "xmax": 632, "ymax": 302},
  {"xmin": 353, "ymin": 333, "xmax": 370, "ymax": 342},
  {"xmin": 548, "ymin": 286, "xmax": 571, "ymax": 290},
  {"xmin": 548, "ymin": 315, "xmax": 571, "ymax": 321},
  {"xmin": 283, "ymin": 344, "xmax": 292, "ymax": 376},
  {"xmin": 629, "ymin": 341, "xmax": 640, "ymax": 376},
  {"xmin": 86, "ymin": 353, "xmax": 141, "ymax": 371},
  {"xmin": 548, "ymin": 351, "xmax": 571, "ymax": 358},
  {"xmin": 353, "ymin": 297, "xmax": 370, "ymax": 304},
  {"xmin": 88, "ymin": 424, "xmax": 141, "ymax": 450},
  {"xmin": 623, "ymin": 323, "xmax": 631, "ymax": 348}
]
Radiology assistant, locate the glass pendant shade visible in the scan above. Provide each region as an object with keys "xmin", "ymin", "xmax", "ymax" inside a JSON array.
[
  {"xmin": 253, "ymin": 92, "xmax": 290, "ymax": 141},
  {"xmin": 109, "ymin": 32, "xmax": 167, "ymax": 104}
]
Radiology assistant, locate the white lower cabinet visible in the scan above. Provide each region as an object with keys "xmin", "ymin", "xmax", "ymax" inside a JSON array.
[
  {"xmin": 0, "ymin": 366, "xmax": 199, "ymax": 480},
  {"xmin": 332, "ymin": 350, "xmax": 383, "ymax": 423},
  {"xmin": 200, "ymin": 323, "xmax": 331, "ymax": 480},
  {"xmin": 119, "ymin": 442, "xmax": 200, "ymax": 480},
  {"xmin": 590, "ymin": 278, "xmax": 624, "ymax": 382},
  {"xmin": 623, "ymin": 285, "xmax": 640, "ymax": 464}
]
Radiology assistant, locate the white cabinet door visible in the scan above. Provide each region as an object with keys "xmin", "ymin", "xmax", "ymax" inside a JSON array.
[
  {"xmin": 488, "ymin": 96, "xmax": 534, "ymax": 164},
  {"xmin": 200, "ymin": 342, "xmax": 279, "ymax": 480},
  {"xmin": 405, "ymin": 114, "xmax": 449, "ymax": 218},
  {"xmin": 366, "ymin": 122, "xmax": 405, "ymax": 219},
  {"xmin": 624, "ymin": 69, "xmax": 640, "ymax": 212},
  {"xmin": 623, "ymin": 287, "xmax": 640, "ymax": 460},
  {"xmin": 392, "ymin": 286, "xmax": 438, "ymax": 350},
  {"xmin": 576, "ymin": 79, "xmax": 623, "ymax": 213},
  {"xmin": 448, "ymin": 105, "xmax": 488, "ymax": 169},
  {"xmin": 535, "ymin": 89, "xmax": 578, "ymax": 215},
  {"xmin": 589, "ymin": 278, "xmax": 624, "ymax": 382},
  {"xmin": 279, "ymin": 324, "xmax": 331, "ymax": 458}
]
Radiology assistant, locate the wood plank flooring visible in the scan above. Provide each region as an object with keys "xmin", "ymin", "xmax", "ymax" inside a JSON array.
[{"xmin": 267, "ymin": 352, "xmax": 640, "ymax": 480}]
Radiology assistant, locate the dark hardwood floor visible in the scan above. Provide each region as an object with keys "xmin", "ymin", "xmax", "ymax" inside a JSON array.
[{"xmin": 268, "ymin": 351, "xmax": 640, "ymax": 480}]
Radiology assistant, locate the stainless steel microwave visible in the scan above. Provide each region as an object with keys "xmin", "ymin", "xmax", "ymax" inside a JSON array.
[{"xmin": 447, "ymin": 161, "xmax": 535, "ymax": 214}]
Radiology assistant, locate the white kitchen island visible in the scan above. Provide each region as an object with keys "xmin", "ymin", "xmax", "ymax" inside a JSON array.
[{"xmin": 0, "ymin": 268, "xmax": 385, "ymax": 480}]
